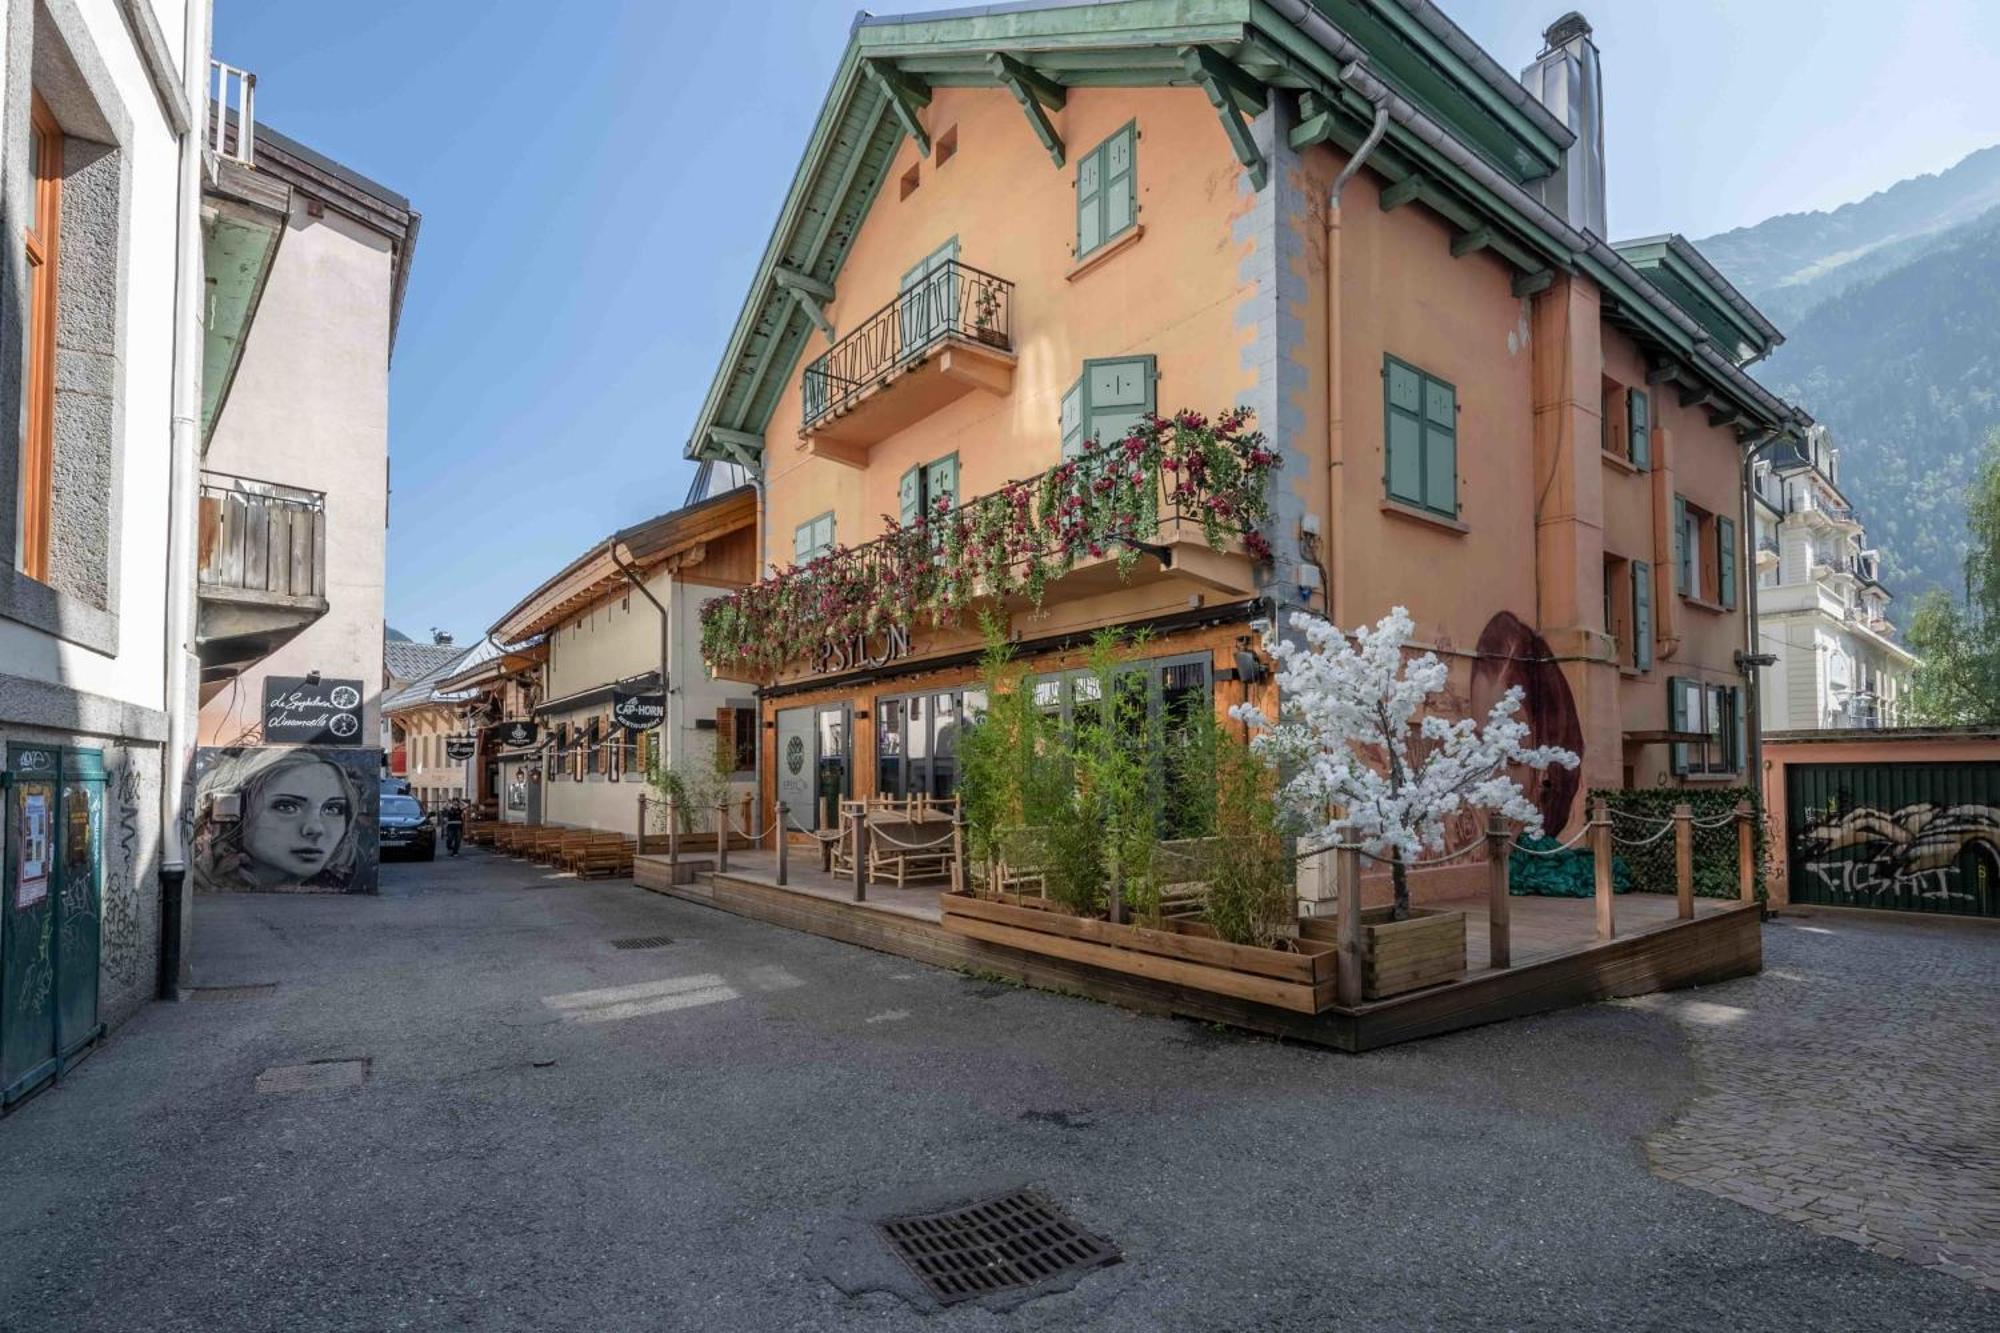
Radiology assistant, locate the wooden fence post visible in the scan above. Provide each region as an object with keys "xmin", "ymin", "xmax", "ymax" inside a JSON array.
[
  {"xmin": 1107, "ymin": 823, "xmax": 1123, "ymax": 925},
  {"xmin": 950, "ymin": 806, "xmax": 967, "ymax": 897},
  {"xmin": 1592, "ymin": 797, "xmax": 1615, "ymax": 942},
  {"xmin": 852, "ymin": 803, "xmax": 869, "ymax": 903},
  {"xmin": 1335, "ymin": 846, "xmax": 1363, "ymax": 1008},
  {"xmin": 1736, "ymin": 801, "xmax": 1756, "ymax": 904},
  {"xmin": 666, "ymin": 795, "xmax": 679, "ymax": 880},
  {"xmin": 742, "ymin": 791, "xmax": 754, "ymax": 846},
  {"xmin": 776, "ymin": 801, "xmax": 789, "ymax": 886},
  {"xmin": 715, "ymin": 800, "xmax": 730, "ymax": 874},
  {"xmin": 1486, "ymin": 815, "xmax": 1511, "ymax": 970},
  {"xmin": 637, "ymin": 794, "xmax": 648, "ymax": 856},
  {"xmin": 1673, "ymin": 802, "xmax": 1694, "ymax": 920}
]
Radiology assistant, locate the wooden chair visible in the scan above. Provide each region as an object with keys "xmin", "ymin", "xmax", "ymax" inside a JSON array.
[
  {"xmin": 866, "ymin": 795, "xmax": 957, "ymax": 888},
  {"xmin": 989, "ymin": 825, "xmax": 1051, "ymax": 898}
]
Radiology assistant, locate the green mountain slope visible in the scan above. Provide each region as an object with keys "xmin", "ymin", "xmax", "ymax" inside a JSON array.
[
  {"xmin": 1700, "ymin": 145, "xmax": 2000, "ymax": 311},
  {"xmin": 1751, "ymin": 207, "xmax": 2000, "ymax": 601}
]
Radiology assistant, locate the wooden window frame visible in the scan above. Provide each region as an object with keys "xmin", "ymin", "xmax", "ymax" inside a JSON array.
[{"xmin": 20, "ymin": 94, "xmax": 62, "ymax": 583}]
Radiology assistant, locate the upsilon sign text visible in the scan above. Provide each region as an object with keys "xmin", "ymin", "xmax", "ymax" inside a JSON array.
[
  {"xmin": 813, "ymin": 624, "xmax": 911, "ymax": 676},
  {"xmin": 263, "ymin": 676, "xmax": 365, "ymax": 745}
]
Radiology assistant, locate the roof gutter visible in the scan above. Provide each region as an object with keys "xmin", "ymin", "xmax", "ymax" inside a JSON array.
[{"xmin": 1265, "ymin": 0, "xmax": 1805, "ymax": 431}]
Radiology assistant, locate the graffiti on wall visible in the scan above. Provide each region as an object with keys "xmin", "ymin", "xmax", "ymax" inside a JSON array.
[
  {"xmin": 1799, "ymin": 802, "xmax": 2000, "ymax": 913},
  {"xmin": 192, "ymin": 747, "xmax": 380, "ymax": 894},
  {"xmin": 99, "ymin": 759, "xmax": 146, "ymax": 990}
]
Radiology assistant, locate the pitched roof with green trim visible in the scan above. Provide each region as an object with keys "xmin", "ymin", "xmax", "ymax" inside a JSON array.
[
  {"xmin": 682, "ymin": 0, "xmax": 1804, "ymax": 469},
  {"xmin": 1613, "ymin": 233, "xmax": 1783, "ymax": 366}
]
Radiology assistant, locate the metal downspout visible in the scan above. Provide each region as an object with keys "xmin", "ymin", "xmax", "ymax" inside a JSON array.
[
  {"xmin": 1324, "ymin": 74, "xmax": 1390, "ymax": 626},
  {"xmin": 159, "ymin": 0, "xmax": 212, "ymax": 999},
  {"xmin": 1739, "ymin": 430, "xmax": 1789, "ymax": 826},
  {"xmin": 607, "ymin": 540, "xmax": 669, "ymax": 796}
]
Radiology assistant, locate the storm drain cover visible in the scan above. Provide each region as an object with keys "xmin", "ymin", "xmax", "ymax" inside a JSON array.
[
  {"xmin": 255, "ymin": 1058, "xmax": 370, "ymax": 1094},
  {"xmin": 610, "ymin": 935, "xmax": 675, "ymax": 950},
  {"xmin": 188, "ymin": 983, "xmax": 278, "ymax": 1001},
  {"xmin": 876, "ymin": 1189, "xmax": 1119, "ymax": 1305}
]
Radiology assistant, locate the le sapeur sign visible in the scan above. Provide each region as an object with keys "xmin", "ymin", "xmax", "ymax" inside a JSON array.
[{"xmin": 263, "ymin": 676, "xmax": 365, "ymax": 745}]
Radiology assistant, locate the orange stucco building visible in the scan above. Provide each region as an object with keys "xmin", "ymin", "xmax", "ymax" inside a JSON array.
[{"xmin": 683, "ymin": 2, "xmax": 1807, "ymax": 895}]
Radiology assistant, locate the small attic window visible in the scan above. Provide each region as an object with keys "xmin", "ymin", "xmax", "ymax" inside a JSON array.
[
  {"xmin": 900, "ymin": 162, "xmax": 920, "ymax": 200},
  {"xmin": 936, "ymin": 126, "xmax": 958, "ymax": 167}
]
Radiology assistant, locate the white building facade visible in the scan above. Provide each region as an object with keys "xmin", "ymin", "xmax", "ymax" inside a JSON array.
[{"xmin": 1754, "ymin": 427, "xmax": 1917, "ymax": 730}]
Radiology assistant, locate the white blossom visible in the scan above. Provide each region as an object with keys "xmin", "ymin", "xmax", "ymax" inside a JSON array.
[{"xmin": 1229, "ymin": 607, "xmax": 1579, "ymax": 865}]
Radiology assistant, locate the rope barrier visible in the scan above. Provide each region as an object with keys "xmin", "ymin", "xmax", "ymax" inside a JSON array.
[
  {"xmin": 1606, "ymin": 807, "xmax": 1676, "ymax": 829},
  {"xmin": 1690, "ymin": 811, "xmax": 1742, "ymax": 830},
  {"xmin": 863, "ymin": 821, "xmax": 959, "ymax": 852},
  {"xmin": 1610, "ymin": 821, "xmax": 1676, "ymax": 849},
  {"xmin": 1292, "ymin": 832, "xmax": 1490, "ymax": 867},
  {"xmin": 1507, "ymin": 822, "xmax": 1595, "ymax": 856}
]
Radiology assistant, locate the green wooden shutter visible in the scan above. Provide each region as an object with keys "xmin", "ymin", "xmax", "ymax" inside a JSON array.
[
  {"xmin": 1632, "ymin": 560, "xmax": 1653, "ymax": 671},
  {"xmin": 1727, "ymin": 686, "xmax": 1746, "ymax": 773},
  {"xmin": 1667, "ymin": 677, "xmax": 1689, "ymax": 776},
  {"xmin": 1717, "ymin": 515, "xmax": 1738, "ymax": 609},
  {"xmin": 923, "ymin": 454, "xmax": 959, "ymax": 518},
  {"xmin": 1673, "ymin": 496, "xmax": 1689, "ymax": 594},
  {"xmin": 1103, "ymin": 123, "xmax": 1135, "ymax": 242},
  {"xmin": 898, "ymin": 467, "xmax": 921, "ymax": 526},
  {"xmin": 817, "ymin": 513, "xmax": 835, "ymax": 554},
  {"xmin": 1628, "ymin": 389, "xmax": 1650, "ymax": 470},
  {"xmin": 794, "ymin": 520, "xmax": 813, "ymax": 564},
  {"xmin": 1384, "ymin": 358, "xmax": 1424, "ymax": 507},
  {"xmin": 1076, "ymin": 141, "xmax": 1102, "ymax": 256},
  {"xmin": 1422, "ymin": 376, "xmax": 1458, "ymax": 516},
  {"xmin": 1084, "ymin": 355, "xmax": 1155, "ymax": 448},
  {"xmin": 1060, "ymin": 379, "xmax": 1084, "ymax": 458}
]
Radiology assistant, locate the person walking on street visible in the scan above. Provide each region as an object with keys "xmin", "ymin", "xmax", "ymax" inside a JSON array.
[{"xmin": 442, "ymin": 799, "xmax": 465, "ymax": 857}]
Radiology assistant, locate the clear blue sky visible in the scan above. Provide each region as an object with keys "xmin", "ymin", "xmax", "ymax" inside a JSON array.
[{"xmin": 212, "ymin": 0, "xmax": 2000, "ymax": 643}]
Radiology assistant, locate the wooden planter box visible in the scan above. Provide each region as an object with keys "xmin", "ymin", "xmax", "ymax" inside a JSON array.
[
  {"xmin": 1358, "ymin": 907, "xmax": 1466, "ymax": 1000},
  {"xmin": 939, "ymin": 892, "xmax": 1337, "ymax": 1013}
]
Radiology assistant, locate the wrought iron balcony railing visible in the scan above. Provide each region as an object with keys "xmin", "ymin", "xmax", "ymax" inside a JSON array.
[{"xmin": 802, "ymin": 260, "xmax": 1013, "ymax": 431}]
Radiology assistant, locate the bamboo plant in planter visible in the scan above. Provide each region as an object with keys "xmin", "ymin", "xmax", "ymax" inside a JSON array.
[{"xmin": 1234, "ymin": 607, "xmax": 1579, "ymax": 1001}]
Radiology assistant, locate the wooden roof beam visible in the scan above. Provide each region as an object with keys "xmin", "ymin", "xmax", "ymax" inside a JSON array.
[
  {"xmin": 865, "ymin": 59, "xmax": 931, "ymax": 158},
  {"xmin": 1379, "ymin": 174, "xmax": 1425, "ymax": 211},
  {"xmin": 1646, "ymin": 361, "xmax": 1684, "ymax": 386},
  {"xmin": 1181, "ymin": 46, "xmax": 1268, "ymax": 191},
  {"xmin": 773, "ymin": 266, "xmax": 836, "ymax": 339},
  {"xmin": 1511, "ymin": 268, "xmax": 1554, "ymax": 298},
  {"xmin": 987, "ymin": 53, "xmax": 1066, "ymax": 167},
  {"xmin": 1450, "ymin": 227, "xmax": 1492, "ymax": 258},
  {"xmin": 708, "ymin": 427, "xmax": 765, "ymax": 474}
]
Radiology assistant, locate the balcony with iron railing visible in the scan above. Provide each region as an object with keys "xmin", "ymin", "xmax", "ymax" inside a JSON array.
[
  {"xmin": 1788, "ymin": 486, "xmax": 1858, "ymax": 528},
  {"xmin": 195, "ymin": 470, "xmax": 329, "ymax": 686},
  {"xmin": 800, "ymin": 260, "xmax": 1016, "ymax": 466},
  {"xmin": 703, "ymin": 416, "xmax": 1276, "ymax": 682}
]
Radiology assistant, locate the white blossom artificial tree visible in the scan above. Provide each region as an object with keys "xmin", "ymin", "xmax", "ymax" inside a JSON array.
[{"xmin": 1231, "ymin": 607, "xmax": 1580, "ymax": 920}]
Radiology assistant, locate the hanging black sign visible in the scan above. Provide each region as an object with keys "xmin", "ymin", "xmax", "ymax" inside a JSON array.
[
  {"xmin": 492, "ymin": 720, "xmax": 540, "ymax": 751},
  {"xmin": 444, "ymin": 735, "xmax": 478, "ymax": 762},
  {"xmin": 612, "ymin": 683, "xmax": 666, "ymax": 733},
  {"xmin": 263, "ymin": 676, "xmax": 366, "ymax": 745}
]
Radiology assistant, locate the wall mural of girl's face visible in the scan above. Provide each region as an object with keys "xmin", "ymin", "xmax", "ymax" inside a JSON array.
[{"xmin": 243, "ymin": 762, "xmax": 352, "ymax": 881}]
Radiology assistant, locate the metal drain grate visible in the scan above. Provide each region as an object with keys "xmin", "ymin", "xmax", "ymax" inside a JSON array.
[
  {"xmin": 188, "ymin": 983, "xmax": 278, "ymax": 1001},
  {"xmin": 877, "ymin": 1189, "xmax": 1119, "ymax": 1305},
  {"xmin": 610, "ymin": 935, "xmax": 674, "ymax": 950}
]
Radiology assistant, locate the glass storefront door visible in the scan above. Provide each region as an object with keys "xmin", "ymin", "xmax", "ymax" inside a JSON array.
[
  {"xmin": 876, "ymin": 687, "xmax": 985, "ymax": 800},
  {"xmin": 777, "ymin": 703, "xmax": 853, "ymax": 831}
]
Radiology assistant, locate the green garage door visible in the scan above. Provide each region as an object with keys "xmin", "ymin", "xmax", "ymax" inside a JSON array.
[
  {"xmin": 2, "ymin": 744, "xmax": 106, "ymax": 1106},
  {"xmin": 1786, "ymin": 761, "xmax": 2000, "ymax": 917}
]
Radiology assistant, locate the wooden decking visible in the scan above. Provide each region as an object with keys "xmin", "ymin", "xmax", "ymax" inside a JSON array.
[{"xmin": 633, "ymin": 850, "xmax": 1761, "ymax": 1052}]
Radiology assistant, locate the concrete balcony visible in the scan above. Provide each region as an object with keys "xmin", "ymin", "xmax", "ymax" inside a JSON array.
[
  {"xmin": 196, "ymin": 471, "xmax": 328, "ymax": 693},
  {"xmin": 800, "ymin": 261, "xmax": 1015, "ymax": 468}
]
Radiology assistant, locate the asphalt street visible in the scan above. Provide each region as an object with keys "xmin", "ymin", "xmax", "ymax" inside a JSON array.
[{"xmin": 0, "ymin": 851, "xmax": 1991, "ymax": 1331}]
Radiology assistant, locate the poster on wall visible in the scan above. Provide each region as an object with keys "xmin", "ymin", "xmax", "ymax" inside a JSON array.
[
  {"xmin": 263, "ymin": 677, "xmax": 366, "ymax": 745},
  {"xmin": 191, "ymin": 747, "xmax": 381, "ymax": 895},
  {"xmin": 16, "ymin": 787, "xmax": 51, "ymax": 908}
]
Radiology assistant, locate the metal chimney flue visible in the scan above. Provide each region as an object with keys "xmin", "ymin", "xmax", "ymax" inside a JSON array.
[{"xmin": 1520, "ymin": 12, "xmax": 1607, "ymax": 238}]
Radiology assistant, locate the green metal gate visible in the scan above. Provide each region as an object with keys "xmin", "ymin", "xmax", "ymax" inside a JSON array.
[
  {"xmin": 2, "ymin": 744, "xmax": 107, "ymax": 1106},
  {"xmin": 1786, "ymin": 761, "xmax": 2000, "ymax": 918}
]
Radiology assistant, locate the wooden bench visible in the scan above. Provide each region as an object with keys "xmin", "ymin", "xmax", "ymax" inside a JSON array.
[
  {"xmin": 572, "ymin": 839, "xmax": 635, "ymax": 879},
  {"xmin": 494, "ymin": 824, "xmax": 536, "ymax": 855},
  {"xmin": 554, "ymin": 831, "xmax": 628, "ymax": 873},
  {"xmin": 466, "ymin": 820, "xmax": 501, "ymax": 847},
  {"xmin": 527, "ymin": 827, "xmax": 571, "ymax": 863}
]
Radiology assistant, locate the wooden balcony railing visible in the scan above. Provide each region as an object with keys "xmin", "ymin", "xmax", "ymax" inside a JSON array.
[
  {"xmin": 802, "ymin": 260, "xmax": 1013, "ymax": 432},
  {"xmin": 197, "ymin": 470, "xmax": 326, "ymax": 602}
]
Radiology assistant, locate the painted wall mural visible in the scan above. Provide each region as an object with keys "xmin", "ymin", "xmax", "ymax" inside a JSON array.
[
  {"xmin": 1469, "ymin": 612, "xmax": 1584, "ymax": 831},
  {"xmin": 192, "ymin": 747, "xmax": 380, "ymax": 894}
]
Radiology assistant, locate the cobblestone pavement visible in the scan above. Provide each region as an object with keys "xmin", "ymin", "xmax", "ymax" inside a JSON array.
[{"xmin": 1641, "ymin": 910, "xmax": 2000, "ymax": 1292}]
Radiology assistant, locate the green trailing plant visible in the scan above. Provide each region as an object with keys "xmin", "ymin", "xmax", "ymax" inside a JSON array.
[
  {"xmin": 646, "ymin": 745, "xmax": 733, "ymax": 835},
  {"xmin": 700, "ymin": 407, "xmax": 1278, "ymax": 677}
]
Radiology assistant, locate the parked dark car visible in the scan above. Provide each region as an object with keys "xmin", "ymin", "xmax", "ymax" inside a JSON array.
[{"xmin": 379, "ymin": 793, "xmax": 435, "ymax": 861}]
